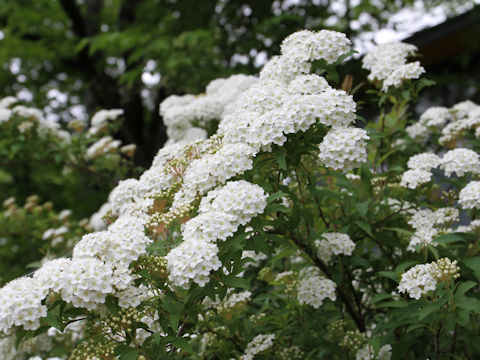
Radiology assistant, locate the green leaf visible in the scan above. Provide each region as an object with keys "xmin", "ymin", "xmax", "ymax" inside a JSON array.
[
  {"xmin": 464, "ymin": 257, "xmax": 480, "ymax": 280},
  {"xmin": 355, "ymin": 220, "xmax": 373, "ymax": 237},
  {"xmin": 115, "ymin": 345, "xmax": 137, "ymax": 360},
  {"xmin": 434, "ymin": 233, "xmax": 466, "ymax": 245},
  {"xmin": 171, "ymin": 337, "xmax": 193, "ymax": 353},
  {"xmin": 418, "ymin": 297, "xmax": 448, "ymax": 320},
  {"xmin": 42, "ymin": 312, "xmax": 64, "ymax": 332},
  {"xmin": 266, "ymin": 192, "xmax": 289, "ymax": 203},
  {"xmin": 375, "ymin": 300, "xmax": 407, "ymax": 308},
  {"xmin": 456, "ymin": 297, "xmax": 480, "ymax": 314},
  {"xmin": 274, "ymin": 149, "xmax": 287, "ymax": 170},
  {"xmin": 370, "ymin": 293, "xmax": 393, "ymax": 304},
  {"xmin": 105, "ymin": 295, "xmax": 120, "ymax": 315},
  {"xmin": 455, "ymin": 281, "xmax": 478, "ymax": 301},
  {"xmin": 220, "ymin": 274, "xmax": 250, "ymax": 289},
  {"xmin": 161, "ymin": 300, "xmax": 183, "ymax": 332},
  {"xmin": 355, "ymin": 201, "xmax": 369, "ymax": 218},
  {"xmin": 377, "ymin": 271, "xmax": 399, "ymax": 282}
]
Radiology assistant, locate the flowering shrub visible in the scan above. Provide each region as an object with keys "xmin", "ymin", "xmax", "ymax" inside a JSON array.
[
  {"xmin": 0, "ymin": 101, "xmax": 136, "ymax": 282},
  {"xmin": 1, "ymin": 29, "xmax": 480, "ymax": 360}
]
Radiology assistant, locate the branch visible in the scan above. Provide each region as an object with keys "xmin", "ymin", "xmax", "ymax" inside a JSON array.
[
  {"xmin": 288, "ymin": 232, "xmax": 366, "ymax": 332},
  {"xmin": 58, "ymin": 0, "xmax": 86, "ymax": 37}
]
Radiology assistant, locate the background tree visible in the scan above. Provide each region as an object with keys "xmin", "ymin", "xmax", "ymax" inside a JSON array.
[{"xmin": 2, "ymin": 0, "xmax": 474, "ymax": 167}]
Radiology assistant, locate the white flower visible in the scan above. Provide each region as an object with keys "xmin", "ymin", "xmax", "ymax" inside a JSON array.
[
  {"xmin": 400, "ymin": 169, "xmax": 432, "ymax": 189},
  {"xmin": 297, "ymin": 268, "xmax": 336, "ymax": 308},
  {"xmin": 398, "ymin": 263, "xmax": 437, "ymax": 299},
  {"xmin": 459, "ymin": 181, "xmax": 480, "ymax": 209},
  {"xmin": 406, "ymin": 153, "xmax": 441, "ymax": 171},
  {"xmin": 240, "ymin": 334, "xmax": 276, "ymax": 360},
  {"xmin": 315, "ymin": 232, "xmax": 355, "ymax": 264},
  {"xmin": 440, "ymin": 148, "xmax": 480, "ymax": 177},
  {"xmin": 318, "ymin": 127, "xmax": 369, "ymax": 171}
]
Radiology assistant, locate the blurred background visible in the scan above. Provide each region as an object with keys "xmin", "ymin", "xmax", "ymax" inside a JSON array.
[{"xmin": 0, "ymin": 0, "xmax": 479, "ymax": 165}]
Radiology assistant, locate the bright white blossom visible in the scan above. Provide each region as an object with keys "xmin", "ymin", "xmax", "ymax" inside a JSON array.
[
  {"xmin": 315, "ymin": 232, "xmax": 355, "ymax": 264},
  {"xmin": 459, "ymin": 181, "xmax": 480, "ymax": 209},
  {"xmin": 318, "ymin": 127, "xmax": 369, "ymax": 171},
  {"xmin": 440, "ymin": 148, "xmax": 480, "ymax": 177}
]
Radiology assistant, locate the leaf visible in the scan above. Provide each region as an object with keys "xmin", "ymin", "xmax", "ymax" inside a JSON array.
[
  {"xmin": 43, "ymin": 312, "xmax": 64, "ymax": 332},
  {"xmin": 355, "ymin": 201, "xmax": 369, "ymax": 218},
  {"xmin": 455, "ymin": 281, "xmax": 478, "ymax": 301},
  {"xmin": 465, "ymin": 257, "xmax": 480, "ymax": 280},
  {"xmin": 171, "ymin": 337, "xmax": 193, "ymax": 353},
  {"xmin": 105, "ymin": 295, "xmax": 120, "ymax": 315},
  {"xmin": 370, "ymin": 293, "xmax": 393, "ymax": 304},
  {"xmin": 220, "ymin": 274, "xmax": 250, "ymax": 289},
  {"xmin": 355, "ymin": 220, "xmax": 373, "ymax": 237},
  {"xmin": 375, "ymin": 300, "xmax": 407, "ymax": 308},
  {"xmin": 115, "ymin": 345, "xmax": 137, "ymax": 360},
  {"xmin": 434, "ymin": 233, "xmax": 466, "ymax": 245},
  {"xmin": 377, "ymin": 271, "xmax": 399, "ymax": 282},
  {"xmin": 161, "ymin": 300, "xmax": 183, "ymax": 332},
  {"xmin": 456, "ymin": 297, "xmax": 480, "ymax": 314},
  {"xmin": 418, "ymin": 297, "xmax": 448, "ymax": 320},
  {"xmin": 266, "ymin": 192, "xmax": 289, "ymax": 203},
  {"xmin": 274, "ymin": 149, "xmax": 287, "ymax": 170}
]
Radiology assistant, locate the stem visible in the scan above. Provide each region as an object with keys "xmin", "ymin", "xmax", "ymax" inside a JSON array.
[{"xmin": 288, "ymin": 231, "xmax": 365, "ymax": 332}]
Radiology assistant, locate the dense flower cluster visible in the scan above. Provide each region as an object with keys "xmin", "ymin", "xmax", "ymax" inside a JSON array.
[
  {"xmin": 240, "ymin": 334, "xmax": 276, "ymax": 360},
  {"xmin": 297, "ymin": 268, "xmax": 336, "ymax": 308},
  {"xmin": 459, "ymin": 181, "xmax": 480, "ymax": 209},
  {"xmin": 440, "ymin": 148, "xmax": 480, "ymax": 177},
  {"xmin": 315, "ymin": 232, "xmax": 356, "ymax": 264},
  {"xmin": 318, "ymin": 127, "xmax": 369, "ymax": 171},
  {"xmin": 398, "ymin": 258, "xmax": 460, "ymax": 299},
  {"xmin": 166, "ymin": 181, "xmax": 267, "ymax": 287},
  {"xmin": 406, "ymin": 207, "xmax": 458, "ymax": 251},
  {"xmin": 362, "ymin": 42, "xmax": 424, "ymax": 91},
  {"xmin": 160, "ymin": 74, "xmax": 257, "ymax": 142}
]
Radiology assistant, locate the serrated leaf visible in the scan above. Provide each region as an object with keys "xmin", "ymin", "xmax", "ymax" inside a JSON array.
[{"xmin": 266, "ymin": 192, "xmax": 289, "ymax": 203}]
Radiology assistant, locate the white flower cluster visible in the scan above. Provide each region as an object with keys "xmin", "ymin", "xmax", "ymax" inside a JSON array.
[
  {"xmin": 440, "ymin": 148, "xmax": 480, "ymax": 177},
  {"xmin": 419, "ymin": 106, "xmax": 451, "ymax": 128},
  {"xmin": 407, "ymin": 207, "xmax": 458, "ymax": 251},
  {"xmin": 297, "ymin": 268, "xmax": 336, "ymax": 308},
  {"xmin": 160, "ymin": 74, "xmax": 257, "ymax": 143},
  {"xmin": 439, "ymin": 101, "xmax": 480, "ymax": 144},
  {"xmin": 85, "ymin": 136, "xmax": 121, "ymax": 160},
  {"xmin": 398, "ymin": 263, "xmax": 437, "ymax": 299},
  {"xmin": 356, "ymin": 344, "xmax": 392, "ymax": 360},
  {"xmin": 216, "ymin": 30, "xmax": 365, "ymax": 171},
  {"xmin": 88, "ymin": 109, "xmax": 124, "ymax": 136},
  {"xmin": 240, "ymin": 334, "xmax": 276, "ymax": 360},
  {"xmin": 459, "ymin": 181, "xmax": 480, "ymax": 209},
  {"xmin": 400, "ymin": 153, "xmax": 440, "ymax": 189},
  {"xmin": 401, "ymin": 148, "xmax": 480, "ymax": 189},
  {"xmin": 362, "ymin": 42, "xmax": 424, "ymax": 91},
  {"xmin": 0, "ymin": 277, "xmax": 47, "ymax": 332},
  {"xmin": 398, "ymin": 258, "xmax": 460, "ymax": 299},
  {"xmin": 318, "ymin": 127, "xmax": 369, "ymax": 171},
  {"xmin": 315, "ymin": 232, "xmax": 355, "ymax": 264},
  {"xmin": 166, "ymin": 181, "xmax": 267, "ymax": 287},
  {"xmin": 171, "ymin": 143, "xmax": 256, "ymax": 208},
  {"xmin": 0, "ymin": 98, "xmax": 73, "ymax": 142}
]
